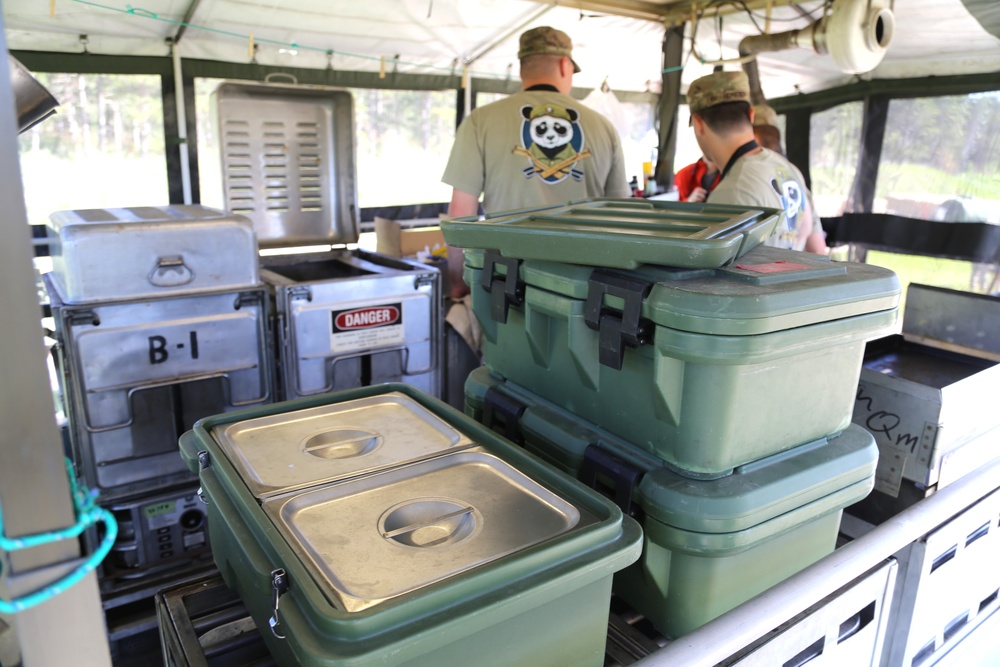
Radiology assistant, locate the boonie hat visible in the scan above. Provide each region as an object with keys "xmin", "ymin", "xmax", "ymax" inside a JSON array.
[
  {"xmin": 518, "ymin": 26, "xmax": 581, "ymax": 73},
  {"xmin": 687, "ymin": 71, "xmax": 751, "ymax": 113},
  {"xmin": 753, "ymin": 104, "xmax": 779, "ymax": 128}
]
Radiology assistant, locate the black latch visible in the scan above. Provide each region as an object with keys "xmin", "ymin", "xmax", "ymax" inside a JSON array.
[
  {"xmin": 584, "ymin": 270, "xmax": 653, "ymax": 371},
  {"xmin": 480, "ymin": 249, "xmax": 524, "ymax": 324},
  {"xmin": 580, "ymin": 445, "xmax": 643, "ymax": 519},
  {"xmin": 482, "ymin": 387, "xmax": 526, "ymax": 444}
]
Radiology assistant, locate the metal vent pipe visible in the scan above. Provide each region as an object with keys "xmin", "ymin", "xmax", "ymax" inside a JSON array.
[
  {"xmin": 739, "ymin": 27, "xmax": 819, "ymax": 105},
  {"xmin": 737, "ymin": 0, "xmax": 894, "ymax": 104}
]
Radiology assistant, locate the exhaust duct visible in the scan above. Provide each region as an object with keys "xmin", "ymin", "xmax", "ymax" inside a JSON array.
[{"xmin": 739, "ymin": 0, "xmax": 895, "ymax": 104}]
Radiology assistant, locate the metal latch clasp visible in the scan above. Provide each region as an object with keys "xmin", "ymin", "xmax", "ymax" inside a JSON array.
[
  {"xmin": 584, "ymin": 270, "xmax": 653, "ymax": 371},
  {"xmin": 482, "ymin": 387, "xmax": 527, "ymax": 444},
  {"xmin": 196, "ymin": 451, "xmax": 210, "ymax": 504},
  {"xmin": 480, "ymin": 250, "xmax": 524, "ymax": 324},
  {"xmin": 269, "ymin": 568, "xmax": 289, "ymax": 639},
  {"xmin": 580, "ymin": 445, "xmax": 644, "ymax": 519}
]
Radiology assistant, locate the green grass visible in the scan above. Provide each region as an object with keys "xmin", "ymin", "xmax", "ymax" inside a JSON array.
[{"xmin": 863, "ymin": 250, "xmax": 995, "ymax": 317}]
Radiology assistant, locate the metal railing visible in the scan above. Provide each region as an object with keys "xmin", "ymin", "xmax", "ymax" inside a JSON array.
[{"xmin": 635, "ymin": 454, "xmax": 1000, "ymax": 666}]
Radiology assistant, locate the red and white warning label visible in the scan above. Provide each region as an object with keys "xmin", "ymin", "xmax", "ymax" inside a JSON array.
[{"xmin": 330, "ymin": 303, "xmax": 404, "ymax": 353}]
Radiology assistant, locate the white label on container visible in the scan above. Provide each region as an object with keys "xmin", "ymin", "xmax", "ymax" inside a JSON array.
[{"xmin": 330, "ymin": 303, "xmax": 405, "ymax": 353}]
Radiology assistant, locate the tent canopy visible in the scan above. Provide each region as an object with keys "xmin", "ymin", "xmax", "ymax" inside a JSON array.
[{"xmin": 3, "ymin": 0, "xmax": 998, "ymax": 96}]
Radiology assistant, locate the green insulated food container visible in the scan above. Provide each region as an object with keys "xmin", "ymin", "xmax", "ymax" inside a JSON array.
[
  {"xmin": 465, "ymin": 367, "xmax": 879, "ymax": 638},
  {"xmin": 179, "ymin": 384, "xmax": 641, "ymax": 667},
  {"xmin": 462, "ymin": 243, "xmax": 898, "ymax": 477},
  {"xmin": 441, "ymin": 198, "xmax": 781, "ymax": 269}
]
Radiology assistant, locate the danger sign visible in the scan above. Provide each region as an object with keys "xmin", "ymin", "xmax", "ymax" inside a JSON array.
[
  {"xmin": 334, "ymin": 305, "xmax": 401, "ymax": 331},
  {"xmin": 330, "ymin": 303, "xmax": 405, "ymax": 353}
]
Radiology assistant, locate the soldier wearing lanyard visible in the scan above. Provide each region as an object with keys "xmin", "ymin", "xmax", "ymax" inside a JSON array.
[
  {"xmin": 441, "ymin": 26, "xmax": 630, "ymax": 298},
  {"xmin": 687, "ymin": 71, "xmax": 819, "ymax": 252}
]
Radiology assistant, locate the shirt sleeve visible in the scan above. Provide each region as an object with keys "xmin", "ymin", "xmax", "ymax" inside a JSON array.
[
  {"xmin": 441, "ymin": 114, "xmax": 486, "ymax": 197},
  {"xmin": 675, "ymin": 163, "xmax": 695, "ymax": 201}
]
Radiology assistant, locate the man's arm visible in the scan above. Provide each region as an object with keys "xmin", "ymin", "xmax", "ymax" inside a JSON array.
[
  {"xmin": 446, "ymin": 188, "xmax": 480, "ymax": 299},
  {"xmin": 605, "ymin": 132, "xmax": 632, "ymax": 198},
  {"xmin": 803, "ymin": 192, "xmax": 829, "ymax": 254}
]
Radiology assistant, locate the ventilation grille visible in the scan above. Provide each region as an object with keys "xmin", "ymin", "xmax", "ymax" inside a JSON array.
[{"xmin": 221, "ymin": 112, "xmax": 329, "ymax": 221}]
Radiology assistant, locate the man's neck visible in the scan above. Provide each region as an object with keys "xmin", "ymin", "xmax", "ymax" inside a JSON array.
[
  {"xmin": 521, "ymin": 77, "xmax": 569, "ymax": 95},
  {"xmin": 710, "ymin": 130, "xmax": 759, "ymax": 173},
  {"xmin": 524, "ymin": 83, "xmax": 560, "ymax": 92}
]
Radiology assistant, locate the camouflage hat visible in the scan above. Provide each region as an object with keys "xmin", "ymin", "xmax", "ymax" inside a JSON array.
[
  {"xmin": 753, "ymin": 104, "xmax": 779, "ymax": 128},
  {"xmin": 687, "ymin": 71, "xmax": 751, "ymax": 113},
  {"xmin": 518, "ymin": 26, "xmax": 581, "ymax": 73}
]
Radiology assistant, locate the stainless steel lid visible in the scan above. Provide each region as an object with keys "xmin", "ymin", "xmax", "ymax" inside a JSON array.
[
  {"xmin": 212, "ymin": 81, "xmax": 358, "ymax": 249},
  {"xmin": 45, "ymin": 205, "xmax": 260, "ymax": 304},
  {"xmin": 212, "ymin": 392, "xmax": 474, "ymax": 498},
  {"xmin": 262, "ymin": 448, "xmax": 593, "ymax": 612}
]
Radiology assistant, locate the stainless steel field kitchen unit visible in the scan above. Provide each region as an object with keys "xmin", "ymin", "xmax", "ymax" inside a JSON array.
[
  {"xmin": 213, "ymin": 81, "xmax": 441, "ymax": 401},
  {"xmin": 179, "ymin": 384, "xmax": 641, "ymax": 666},
  {"xmin": 851, "ymin": 284, "xmax": 1000, "ymax": 510},
  {"xmin": 44, "ymin": 205, "xmax": 274, "ymax": 501},
  {"xmin": 442, "ymin": 201, "xmax": 900, "ymax": 477}
]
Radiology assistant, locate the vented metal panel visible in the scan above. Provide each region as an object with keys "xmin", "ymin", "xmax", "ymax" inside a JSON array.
[{"xmin": 214, "ymin": 82, "xmax": 358, "ymax": 248}]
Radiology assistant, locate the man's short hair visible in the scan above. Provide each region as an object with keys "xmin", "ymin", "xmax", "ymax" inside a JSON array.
[
  {"xmin": 754, "ymin": 125, "xmax": 783, "ymax": 153},
  {"xmin": 753, "ymin": 104, "xmax": 779, "ymax": 128},
  {"xmin": 520, "ymin": 54, "xmax": 563, "ymax": 79},
  {"xmin": 695, "ymin": 101, "xmax": 753, "ymax": 135}
]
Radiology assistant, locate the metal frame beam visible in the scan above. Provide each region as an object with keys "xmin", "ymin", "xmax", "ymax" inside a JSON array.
[
  {"xmin": 172, "ymin": 0, "xmax": 205, "ymax": 45},
  {"xmin": 0, "ymin": 18, "xmax": 111, "ymax": 667}
]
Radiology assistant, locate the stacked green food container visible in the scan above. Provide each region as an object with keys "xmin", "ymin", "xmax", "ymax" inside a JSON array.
[
  {"xmin": 465, "ymin": 367, "xmax": 879, "ymax": 637},
  {"xmin": 180, "ymin": 383, "xmax": 641, "ymax": 666},
  {"xmin": 443, "ymin": 198, "xmax": 900, "ymax": 636}
]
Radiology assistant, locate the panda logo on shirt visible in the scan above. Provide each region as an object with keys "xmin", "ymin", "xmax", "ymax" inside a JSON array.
[
  {"xmin": 770, "ymin": 168, "xmax": 805, "ymax": 246},
  {"xmin": 514, "ymin": 103, "xmax": 592, "ymax": 184}
]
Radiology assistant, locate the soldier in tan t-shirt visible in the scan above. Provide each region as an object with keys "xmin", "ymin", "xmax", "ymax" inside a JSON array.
[
  {"xmin": 687, "ymin": 71, "xmax": 824, "ymax": 253},
  {"xmin": 441, "ymin": 26, "xmax": 630, "ymax": 297}
]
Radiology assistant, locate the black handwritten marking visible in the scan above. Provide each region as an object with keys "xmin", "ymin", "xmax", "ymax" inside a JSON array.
[
  {"xmin": 866, "ymin": 411, "xmax": 901, "ymax": 438},
  {"xmin": 856, "ymin": 385, "xmax": 874, "ymax": 413},
  {"xmin": 856, "ymin": 387, "xmax": 921, "ymax": 453},
  {"xmin": 896, "ymin": 431, "xmax": 920, "ymax": 452}
]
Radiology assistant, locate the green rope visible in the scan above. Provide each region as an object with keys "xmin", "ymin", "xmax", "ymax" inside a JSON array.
[{"xmin": 0, "ymin": 460, "xmax": 118, "ymax": 613}]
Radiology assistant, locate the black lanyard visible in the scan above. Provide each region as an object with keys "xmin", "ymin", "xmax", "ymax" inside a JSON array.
[{"xmin": 719, "ymin": 139, "xmax": 760, "ymax": 182}]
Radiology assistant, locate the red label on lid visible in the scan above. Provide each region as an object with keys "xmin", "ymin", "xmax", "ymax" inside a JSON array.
[{"xmin": 735, "ymin": 261, "xmax": 811, "ymax": 274}]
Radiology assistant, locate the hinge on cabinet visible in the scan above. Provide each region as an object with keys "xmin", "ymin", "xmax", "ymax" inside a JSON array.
[
  {"xmin": 65, "ymin": 308, "xmax": 99, "ymax": 326},
  {"xmin": 288, "ymin": 286, "xmax": 313, "ymax": 302},
  {"xmin": 414, "ymin": 273, "xmax": 437, "ymax": 289},
  {"xmin": 234, "ymin": 290, "xmax": 264, "ymax": 309}
]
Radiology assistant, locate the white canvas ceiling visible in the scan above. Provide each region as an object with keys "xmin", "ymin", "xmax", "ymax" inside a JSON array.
[{"xmin": 3, "ymin": 0, "xmax": 999, "ymax": 97}]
